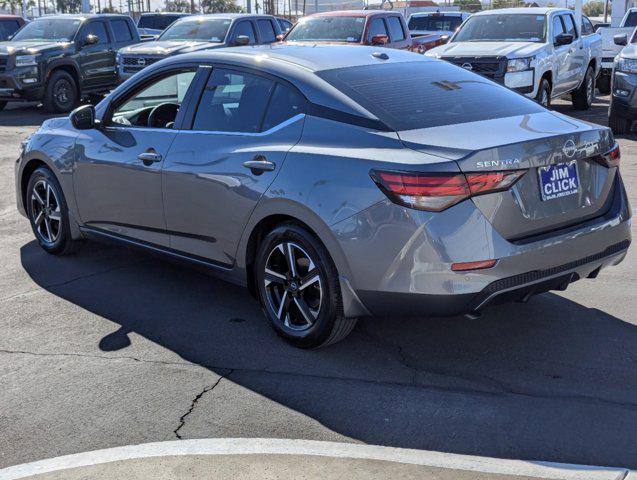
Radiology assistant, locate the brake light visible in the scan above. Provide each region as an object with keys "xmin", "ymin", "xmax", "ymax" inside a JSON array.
[
  {"xmin": 371, "ymin": 170, "xmax": 525, "ymax": 212},
  {"xmin": 608, "ymin": 144, "xmax": 621, "ymax": 167}
]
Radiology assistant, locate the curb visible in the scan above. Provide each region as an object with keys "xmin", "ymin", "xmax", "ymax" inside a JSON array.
[{"xmin": 0, "ymin": 438, "xmax": 631, "ymax": 480}]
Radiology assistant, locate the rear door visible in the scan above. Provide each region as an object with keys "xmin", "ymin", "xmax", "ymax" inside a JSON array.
[
  {"xmin": 77, "ymin": 19, "xmax": 116, "ymax": 89},
  {"xmin": 109, "ymin": 18, "xmax": 136, "ymax": 50},
  {"xmin": 162, "ymin": 66, "xmax": 306, "ymax": 266},
  {"xmin": 385, "ymin": 15, "xmax": 410, "ymax": 50}
]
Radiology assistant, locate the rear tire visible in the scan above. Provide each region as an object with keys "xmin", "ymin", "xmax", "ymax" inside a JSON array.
[
  {"xmin": 26, "ymin": 167, "xmax": 79, "ymax": 255},
  {"xmin": 597, "ymin": 73, "xmax": 611, "ymax": 95},
  {"xmin": 609, "ymin": 108, "xmax": 631, "ymax": 134},
  {"xmin": 44, "ymin": 70, "xmax": 78, "ymax": 113},
  {"xmin": 571, "ymin": 66, "xmax": 595, "ymax": 110},
  {"xmin": 535, "ymin": 78, "xmax": 551, "ymax": 108},
  {"xmin": 0, "ymin": 101, "xmax": 6, "ymax": 112},
  {"xmin": 255, "ymin": 223, "xmax": 357, "ymax": 348}
]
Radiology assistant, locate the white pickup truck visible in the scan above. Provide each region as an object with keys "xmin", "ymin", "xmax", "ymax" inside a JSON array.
[
  {"xmin": 596, "ymin": 8, "xmax": 637, "ymax": 93},
  {"xmin": 426, "ymin": 8, "xmax": 602, "ymax": 110}
]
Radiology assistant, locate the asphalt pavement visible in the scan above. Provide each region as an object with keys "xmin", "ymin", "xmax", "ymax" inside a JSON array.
[{"xmin": 0, "ymin": 97, "xmax": 636, "ymax": 475}]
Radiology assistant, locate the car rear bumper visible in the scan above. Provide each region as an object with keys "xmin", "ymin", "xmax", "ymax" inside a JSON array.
[{"xmin": 332, "ymin": 173, "xmax": 631, "ymax": 318}]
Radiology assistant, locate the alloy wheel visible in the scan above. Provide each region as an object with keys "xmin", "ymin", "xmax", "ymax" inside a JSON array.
[
  {"xmin": 541, "ymin": 88, "xmax": 549, "ymax": 107},
  {"xmin": 263, "ymin": 242, "xmax": 322, "ymax": 331},
  {"xmin": 30, "ymin": 179, "xmax": 61, "ymax": 245},
  {"xmin": 587, "ymin": 74, "xmax": 594, "ymax": 105},
  {"xmin": 54, "ymin": 79, "xmax": 71, "ymax": 106}
]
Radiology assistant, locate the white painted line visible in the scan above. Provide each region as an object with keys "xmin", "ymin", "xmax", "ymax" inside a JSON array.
[{"xmin": 0, "ymin": 438, "xmax": 629, "ymax": 480}]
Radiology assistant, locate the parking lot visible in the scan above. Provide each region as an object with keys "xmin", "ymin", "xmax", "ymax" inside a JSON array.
[{"xmin": 0, "ymin": 96, "xmax": 636, "ymax": 472}]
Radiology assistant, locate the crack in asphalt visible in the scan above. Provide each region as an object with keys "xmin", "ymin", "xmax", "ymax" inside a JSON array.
[{"xmin": 173, "ymin": 371, "xmax": 233, "ymax": 440}]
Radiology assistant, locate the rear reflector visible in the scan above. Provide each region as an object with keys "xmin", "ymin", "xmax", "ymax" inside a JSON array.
[
  {"xmin": 371, "ymin": 169, "xmax": 525, "ymax": 212},
  {"xmin": 451, "ymin": 259, "xmax": 497, "ymax": 271}
]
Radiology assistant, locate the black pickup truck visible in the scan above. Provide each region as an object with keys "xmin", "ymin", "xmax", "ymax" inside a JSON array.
[{"xmin": 0, "ymin": 14, "xmax": 139, "ymax": 113}]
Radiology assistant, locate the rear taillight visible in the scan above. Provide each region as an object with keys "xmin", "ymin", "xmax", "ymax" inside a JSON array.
[
  {"xmin": 371, "ymin": 169, "xmax": 525, "ymax": 212},
  {"xmin": 607, "ymin": 144, "xmax": 621, "ymax": 167}
]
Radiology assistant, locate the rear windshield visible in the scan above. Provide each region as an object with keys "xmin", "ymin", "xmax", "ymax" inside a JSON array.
[
  {"xmin": 408, "ymin": 15, "xmax": 463, "ymax": 32},
  {"xmin": 286, "ymin": 16, "xmax": 365, "ymax": 42},
  {"xmin": 453, "ymin": 14, "xmax": 546, "ymax": 42},
  {"xmin": 159, "ymin": 17, "xmax": 231, "ymax": 42},
  {"xmin": 316, "ymin": 60, "xmax": 544, "ymax": 131}
]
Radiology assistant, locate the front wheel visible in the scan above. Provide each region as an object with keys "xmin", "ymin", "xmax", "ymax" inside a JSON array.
[
  {"xmin": 571, "ymin": 66, "xmax": 595, "ymax": 110},
  {"xmin": 44, "ymin": 70, "xmax": 78, "ymax": 113},
  {"xmin": 596, "ymin": 73, "xmax": 611, "ymax": 95},
  {"xmin": 609, "ymin": 107, "xmax": 632, "ymax": 134},
  {"xmin": 535, "ymin": 78, "xmax": 551, "ymax": 108},
  {"xmin": 255, "ymin": 223, "xmax": 357, "ymax": 348}
]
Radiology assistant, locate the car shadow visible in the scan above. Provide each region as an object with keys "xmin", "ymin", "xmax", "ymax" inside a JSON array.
[
  {"xmin": 19, "ymin": 239, "xmax": 637, "ymax": 468},
  {"xmin": 0, "ymin": 104, "xmax": 59, "ymax": 127}
]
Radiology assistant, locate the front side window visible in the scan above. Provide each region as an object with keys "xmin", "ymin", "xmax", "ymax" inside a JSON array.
[
  {"xmin": 110, "ymin": 70, "xmax": 197, "ymax": 128},
  {"xmin": 111, "ymin": 19, "xmax": 133, "ymax": 42},
  {"xmin": 386, "ymin": 16, "xmax": 405, "ymax": 41},
  {"xmin": 12, "ymin": 18, "xmax": 81, "ymax": 42},
  {"xmin": 232, "ymin": 21, "xmax": 257, "ymax": 43},
  {"xmin": 286, "ymin": 16, "xmax": 366, "ymax": 42},
  {"xmin": 453, "ymin": 14, "xmax": 546, "ymax": 43},
  {"xmin": 316, "ymin": 60, "xmax": 543, "ymax": 131},
  {"xmin": 561, "ymin": 14, "xmax": 578, "ymax": 38},
  {"xmin": 159, "ymin": 18, "xmax": 231, "ymax": 42},
  {"xmin": 552, "ymin": 15, "xmax": 565, "ymax": 42},
  {"xmin": 625, "ymin": 11, "xmax": 637, "ymax": 27},
  {"xmin": 193, "ymin": 68, "xmax": 275, "ymax": 132},
  {"xmin": 83, "ymin": 21, "xmax": 110, "ymax": 44},
  {"xmin": 367, "ymin": 18, "xmax": 388, "ymax": 42}
]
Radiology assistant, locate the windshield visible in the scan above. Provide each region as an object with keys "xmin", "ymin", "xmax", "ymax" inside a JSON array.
[
  {"xmin": 408, "ymin": 15, "xmax": 463, "ymax": 32},
  {"xmin": 158, "ymin": 18, "xmax": 231, "ymax": 42},
  {"xmin": 286, "ymin": 16, "xmax": 366, "ymax": 42},
  {"xmin": 12, "ymin": 18, "xmax": 81, "ymax": 42},
  {"xmin": 453, "ymin": 14, "xmax": 546, "ymax": 42}
]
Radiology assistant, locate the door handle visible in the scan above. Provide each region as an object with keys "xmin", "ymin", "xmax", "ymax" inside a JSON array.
[
  {"xmin": 138, "ymin": 150, "xmax": 162, "ymax": 166},
  {"xmin": 243, "ymin": 156, "xmax": 275, "ymax": 175}
]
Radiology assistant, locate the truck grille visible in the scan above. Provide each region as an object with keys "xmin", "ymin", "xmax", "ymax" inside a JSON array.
[
  {"xmin": 0, "ymin": 55, "xmax": 8, "ymax": 73},
  {"xmin": 602, "ymin": 57, "xmax": 615, "ymax": 63},
  {"xmin": 120, "ymin": 55, "xmax": 164, "ymax": 73},
  {"xmin": 442, "ymin": 56, "xmax": 507, "ymax": 83}
]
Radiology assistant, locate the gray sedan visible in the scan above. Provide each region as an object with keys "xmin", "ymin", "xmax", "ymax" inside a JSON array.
[{"xmin": 15, "ymin": 45, "xmax": 631, "ymax": 348}]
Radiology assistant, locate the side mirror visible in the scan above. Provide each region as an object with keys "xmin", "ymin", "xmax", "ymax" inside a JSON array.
[
  {"xmin": 554, "ymin": 33, "xmax": 574, "ymax": 46},
  {"xmin": 371, "ymin": 34, "xmax": 388, "ymax": 45},
  {"xmin": 234, "ymin": 35, "xmax": 250, "ymax": 46},
  {"xmin": 275, "ymin": 33, "xmax": 285, "ymax": 41},
  {"xmin": 7, "ymin": 34, "xmax": 13, "ymax": 40},
  {"xmin": 614, "ymin": 34, "xmax": 628, "ymax": 46},
  {"xmin": 83, "ymin": 34, "xmax": 99, "ymax": 46},
  {"xmin": 70, "ymin": 104, "xmax": 96, "ymax": 130}
]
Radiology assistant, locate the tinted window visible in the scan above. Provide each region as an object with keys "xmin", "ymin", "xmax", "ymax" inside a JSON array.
[
  {"xmin": 386, "ymin": 16, "xmax": 405, "ymax": 41},
  {"xmin": 257, "ymin": 19, "xmax": 276, "ymax": 43},
  {"xmin": 137, "ymin": 16, "xmax": 154, "ymax": 29},
  {"xmin": 233, "ymin": 21, "xmax": 256, "ymax": 44},
  {"xmin": 624, "ymin": 11, "xmax": 637, "ymax": 27},
  {"xmin": 561, "ymin": 14, "xmax": 578, "ymax": 38},
  {"xmin": 0, "ymin": 20, "xmax": 20, "ymax": 40},
  {"xmin": 316, "ymin": 61, "xmax": 543, "ymax": 131},
  {"xmin": 408, "ymin": 15, "xmax": 463, "ymax": 32},
  {"xmin": 581, "ymin": 16, "xmax": 594, "ymax": 35},
  {"xmin": 12, "ymin": 17, "xmax": 80, "ymax": 42},
  {"xmin": 552, "ymin": 15, "xmax": 565, "ymax": 41},
  {"xmin": 155, "ymin": 15, "xmax": 183, "ymax": 30},
  {"xmin": 454, "ymin": 14, "xmax": 545, "ymax": 42},
  {"xmin": 261, "ymin": 83, "xmax": 306, "ymax": 131},
  {"xmin": 160, "ymin": 18, "xmax": 231, "ymax": 42},
  {"xmin": 286, "ymin": 16, "xmax": 365, "ymax": 42},
  {"xmin": 84, "ymin": 21, "xmax": 110, "ymax": 44},
  {"xmin": 111, "ymin": 19, "xmax": 133, "ymax": 42},
  {"xmin": 367, "ymin": 18, "xmax": 388, "ymax": 42},
  {"xmin": 193, "ymin": 69, "xmax": 275, "ymax": 132}
]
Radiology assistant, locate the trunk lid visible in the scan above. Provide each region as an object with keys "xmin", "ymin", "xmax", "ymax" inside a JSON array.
[{"xmin": 398, "ymin": 112, "xmax": 617, "ymax": 241}]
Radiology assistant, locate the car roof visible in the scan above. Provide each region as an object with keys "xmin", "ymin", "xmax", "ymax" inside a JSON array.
[
  {"xmin": 473, "ymin": 7, "xmax": 570, "ymax": 16},
  {"xmin": 33, "ymin": 13, "xmax": 131, "ymax": 20},
  {"xmin": 0, "ymin": 14, "xmax": 24, "ymax": 19},
  {"xmin": 309, "ymin": 10, "xmax": 395, "ymax": 17},
  {"xmin": 140, "ymin": 12, "xmax": 190, "ymax": 16},
  {"xmin": 177, "ymin": 13, "xmax": 276, "ymax": 20},
  {"xmin": 410, "ymin": 11, "xmax": 467, "ymax": 16}
]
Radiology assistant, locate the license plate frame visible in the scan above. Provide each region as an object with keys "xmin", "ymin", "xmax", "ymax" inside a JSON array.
[{"xmin": 538, "ymin": 161, "xmax": 580, "ymax": 201}]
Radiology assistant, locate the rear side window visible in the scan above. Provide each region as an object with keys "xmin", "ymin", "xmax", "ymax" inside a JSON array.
[
  {"xmin": 261, "ymin": 83, "xmax": 306, "ymax": 131},
  {"xmin": 581, "ymin": 16, "xmax": 594, "ymax": 35},
  {"xmin": 193, "ymin": 68, "xmax": 274, "ymax": 132},
  {"xmin": 316, "ymin": 60, "xmax": 543, "ymax": 131},
  {"xmin": 386, "ymin": 16, "xmax": 405, "ymax": 41},
  {"xmin": 111, "ymin": 19, "xmax": 133, "ymax": 41},
  {"xmin": 233, "ymin": 21, "xmax": 256, "ymax": 44},
  {"xmin": 257, "ymin": 19, "xmax": 276, "ymax": 43},
  {"xmin": 84, "ymin": 21, "xmax": 110, "ymax": 44},
  {"xmin": 367, "ymin": 18, "xmax": 388, "ymax": 42}
]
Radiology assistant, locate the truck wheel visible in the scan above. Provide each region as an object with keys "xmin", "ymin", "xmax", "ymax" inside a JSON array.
[
  {"xmin": 44, "ymin": 70, "xmax": 78, "ymax": 113},
  {"xmin": 609, "ymin": 108, "xmax": 631, "ymax": 134},
  {"xmin": 535, "ymin": 78, "xmax": 551, "ymax": 108},
  {"xmin": 0, "ymin": 101, "xmax": 6, "ymax": 112},
  {"xmin": 571, "ymin": 66, "xmax": 595, "ymax": 110},
  {"xmin": 597, "ymin": 73, "xmax": 611, "ymax": 95}
]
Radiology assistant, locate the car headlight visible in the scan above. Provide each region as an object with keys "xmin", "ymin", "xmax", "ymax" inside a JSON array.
[
  {"xmin": 15, "ymin": 55, "xmax": 38, "ymax": 67},
  {"xmin": 616, "ymin": 56, "xmax": 637, "ymax": 74},
  {"xmin": 507, "ymin": 57, "xmax": 534, "ymax": 73}
]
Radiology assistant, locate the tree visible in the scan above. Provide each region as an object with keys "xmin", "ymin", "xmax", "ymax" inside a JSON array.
[
  {"xmin": 201, "ymin": 0, "xmax": 241, "ymax": 13},
  {"xmin": 491, "ymin": 0, "xmax": 525, "ymax": 8},
  {"xmin": 164, "ymin": 0, "xmax": 189, "ymax": 11},
  {"xmin": 55, "ymin": 0, "xmax": 82, "ymax": 12},
  {"xmin": 453, "ymin": 0, "xmax": 482, "ymax": 12},
  {"xmin": 583, "ymin": 1, "xmax": 608, "ymax": 17},
  {"xmin": 0, "ymin": 0, "xmax": 34, "ymax": 14}
]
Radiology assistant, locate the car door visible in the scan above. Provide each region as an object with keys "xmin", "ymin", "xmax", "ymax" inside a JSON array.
[
  {"xmin": 385, "ymin": 15, "xmax": 410, "ymax": 50},
  {"xmin": 551, "ymin": 14, "xmax": 571, "ymax": 96},
  {"xmin": 76, "ymin": 19, "xmax": 116, "ymax": 89},
  {"xmin": 561, "ymin": 13, "xmax": 586, "ymax": 91},
  {"xmin": 162, "ymin": 66, "xmax": 306, "ymax": 266},
  {"xmin": 73, "ymin": 67, "xmax": 200, "ymax": 246}
]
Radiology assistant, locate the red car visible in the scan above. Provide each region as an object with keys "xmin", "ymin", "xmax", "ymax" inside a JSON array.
[
  {"xmin": 0, "ymin": 15, "xmax": 26, "ymax": 42},
  {"xmin": 282, "ymin": 10, "xmax": 443, "ymax": 53}
]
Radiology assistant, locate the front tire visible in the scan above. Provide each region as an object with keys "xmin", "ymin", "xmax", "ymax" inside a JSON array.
[
  {"xmin": 609, "ymin": 107, "xmax": 632, "ymax": 134},
  {"xmin": 597, "ymin": 73, "xmax": 611, "ymax": 95},
  {"xmin": 26, "ymin": 167, "xmax": 79, "ymax": 255},
  {"xmin": 535, "ymin": 78, "xmax": 551, "ymax": 108},
  {"xmin": 44, "ymin": 70, "xmax": 78, "ymax": 113},
  {"xmin": 572, "ymin": 66, "xmax": 595, "ymax": 110},
  {"xmin": 0, "ymin": 101, "xmax": 6, "ymax": 112},
  {"xmin": 255, "ymin": 223, "xmax": 357, "ymax": 348}
]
